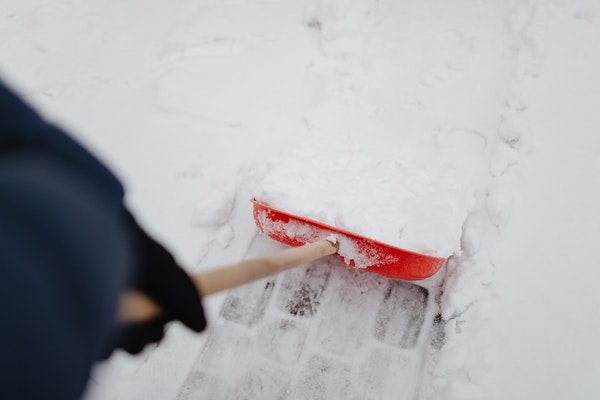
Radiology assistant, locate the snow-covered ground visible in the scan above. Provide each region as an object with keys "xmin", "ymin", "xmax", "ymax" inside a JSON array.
[{"xmin": 2, "ymin": 0, "xmax": 600, "ymax": 399}]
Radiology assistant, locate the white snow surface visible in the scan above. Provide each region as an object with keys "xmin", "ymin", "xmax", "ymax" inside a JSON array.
[
  {"xmin": 2, "ymin": 0, "xmax": 600, "ymax": 399},
  {"xmin": 257, "ymin": 149, "xmax": 473, "ymax": 258}
]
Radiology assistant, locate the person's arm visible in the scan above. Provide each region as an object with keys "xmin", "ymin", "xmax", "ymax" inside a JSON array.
[{"xmin": 0, "ymin": 81, "xmax": 205, "ymax": 399}]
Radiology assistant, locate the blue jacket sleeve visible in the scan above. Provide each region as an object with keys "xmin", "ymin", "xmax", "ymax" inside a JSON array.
[
  {"xmin": 0, "ymin": 82, "xmax": 133, "ymax": 400},
  {"xmin": 0, "ymin": 81, "xmax": 206, "ymax": 400}
]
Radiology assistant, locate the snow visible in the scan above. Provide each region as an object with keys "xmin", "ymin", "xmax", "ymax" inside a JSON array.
[
  {"xmin": 255, "ymin": 208, "xmax": 390, "ymax": 269},
  {"xmin": 2, "ymin": 0, "xmax": 600, "ymax": 399},
  {"xmin": 256, "ymin": 149, "xmax": 473, "ymax": 258}
]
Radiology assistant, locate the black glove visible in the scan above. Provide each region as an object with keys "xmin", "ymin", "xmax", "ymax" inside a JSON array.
[{"xmin": 99, "ymin": 211, "xmax": 206, "ymax": 359}]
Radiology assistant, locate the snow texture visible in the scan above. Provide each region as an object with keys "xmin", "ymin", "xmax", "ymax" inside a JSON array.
[{"xmin": 2, "ymin": 0, "xmax": 600, "ymax": 399}]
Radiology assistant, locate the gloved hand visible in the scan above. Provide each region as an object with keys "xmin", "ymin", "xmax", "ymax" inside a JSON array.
[{"xmin": 99, "ymin": 211, "xmax": 206, "ymax": 359}]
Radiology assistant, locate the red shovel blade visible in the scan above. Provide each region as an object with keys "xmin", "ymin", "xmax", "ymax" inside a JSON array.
[{"xmin": 251, "ymin": 198, "xmax": 446, "ymax": 281}]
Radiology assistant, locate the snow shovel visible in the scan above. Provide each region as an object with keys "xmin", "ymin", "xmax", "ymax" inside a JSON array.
[
  {"xmin": 119, "ymin": 199, "xmax": 446, "ymax": 322},
  {"xmin": 251, "ymin": 198, "xmax": 446, "ymax": 281}
]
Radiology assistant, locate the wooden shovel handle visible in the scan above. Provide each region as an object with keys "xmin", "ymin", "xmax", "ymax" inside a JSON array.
[{"xmin": 117, "ymin": 240, "xmax": 338, "ymax": 323}]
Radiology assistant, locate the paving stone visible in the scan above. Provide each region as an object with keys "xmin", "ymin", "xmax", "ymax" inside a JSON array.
[
  {"xmin": 220, "ymin": 278, "xmax": 276, "ymax": 326},
  {"xmin": 313, "ymin": 266, "xmax": 388, "ymax": 357},
  {"xmin": 230, "ymin": 365, "xmax": 291, "ymax": 400},
  {"xmin": 193, "ymin": 323, "xmax": 253, "ymax": 372},
  {"xmin": 289, "ymin": 355, "xmax": 353, "ymax": 400},
  {"xmin": 274, "ymin": 260, "xmax": 332, "ymax": 317},
  {"xmin": 177, "ymin": 371, "xmax": 231, "ymax": 400},
  {"xmin": 374, "ymin": 281, "xmax": 429, "ymax": 349},
  {"xmin": 351, "ymin": 347, "xmax": 417, "ymax": 400},
  {"xmin": 256, "ymin": 318, "xmax": 310, "ymax": 364}
]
